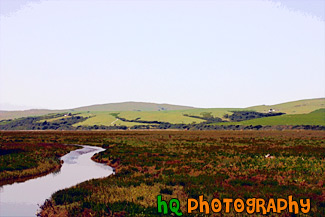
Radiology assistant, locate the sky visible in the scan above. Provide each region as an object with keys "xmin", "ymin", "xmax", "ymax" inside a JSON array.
[{"xmin": 0, "ymin": 0, "xmax": 324, "ymax": 110}]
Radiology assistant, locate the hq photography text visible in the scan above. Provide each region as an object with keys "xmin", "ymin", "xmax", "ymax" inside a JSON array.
[{"xmin": 157, "ymin": 195, "xmax": 310, "ymax": 216}]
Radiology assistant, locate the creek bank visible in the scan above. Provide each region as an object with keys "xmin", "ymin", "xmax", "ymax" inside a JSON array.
[{"xmin": 0, "ymin": 145, "xmax": 114, "ymax": 217}]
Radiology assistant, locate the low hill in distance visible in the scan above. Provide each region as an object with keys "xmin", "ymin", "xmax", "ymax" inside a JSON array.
[
  {"xmin": 0, "ymin": 98, "xmax": 324, "ymax": 128},
  {"xmin": 0, "ymin": 109, "xmax": 65, "ymax": 121},
  {"xmin": 73, "ymin": 101, "xmax": 194, "ymax": 112},
  {"xmin": 248, "ymin": 98, "xmax": 325, "ymax": 114},
  {"xmin": 0, "ymin": 102, "xmax": 195, "ymax": 120},
  {"xmin": 213, "ymin": 108, "xmax": 325, "ymax": 126},
  {"xmin": 74, "ymin": 98, "xmax": 325, "ymax": 127}
]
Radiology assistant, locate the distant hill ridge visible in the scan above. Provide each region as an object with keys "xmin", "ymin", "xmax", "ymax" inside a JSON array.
[
  {"xmin": 248, "ymin": 98, "xmax": 325, "ymax": 114},
  {"xmin": 0, "ymin": 98, "xmax": 324, "ymax": 120},
  {"xmin": 73, "ymin": 101, "xmax": 195, "ymax": 112},
  {"xmin": 0, "ymin": 102, "xmax": 195, "ymax": 120}
]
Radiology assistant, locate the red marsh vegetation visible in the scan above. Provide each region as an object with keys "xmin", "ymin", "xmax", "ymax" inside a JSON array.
[{"xmin": 0, "ymin": 130, "xmax": 324, "ymax": 216}]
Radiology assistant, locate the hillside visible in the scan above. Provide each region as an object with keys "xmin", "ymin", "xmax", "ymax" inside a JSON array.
[
  {"xmin": 0, "ymin": 98, "xmax": 324, "ymax": 128},
  {"xmin": 0, "ymin": 109, "xmax": 66, "ymax": 121},
  {"xmin": 0, "ymin": 102, "xmax": 194, "ymax": 120},
  {"xmin": 73, "ymin": 101, "xmax": 195, "ymax": 112},
  {"xmin": 247, "ymin": 98, "xmax": 325, "ymax": 114},
  {"xmin": 213, "ymin": 109, "xmax": 325, "ymax": 126}
]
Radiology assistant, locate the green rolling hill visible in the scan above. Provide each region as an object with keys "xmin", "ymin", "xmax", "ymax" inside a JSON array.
[
  {"xmin": 248, "ymin": 98, "xmax": 325, "ymax": 114},
  {"xmin": 0, "ymin": 98, "xmax": 324, "ymax": 127},
  {"xmin": 213, "ymin": 109, "xmax": 325, "ymax": 126},
  {"xmin": 73, "ymin": 101, "xmax": 194, "ymax": 112},
  {"xmin": 0, "ymin": 102, "xmax": 194, "ymax": 121},
  {"xmin": 0, "ymin": 109, "xmax": 65, "ymax": 121}
]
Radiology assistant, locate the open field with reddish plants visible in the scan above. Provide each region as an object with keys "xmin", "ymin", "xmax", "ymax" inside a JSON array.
[
  {"xmin": 0, "ymin": 134, "xmax": 77, "ymax": 186},
  {"xmin": 0, "ymin": 130, "xmax": 324, "ymax": 216}
]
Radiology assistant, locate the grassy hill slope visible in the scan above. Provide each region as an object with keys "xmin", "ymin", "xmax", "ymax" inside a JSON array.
[
  {"xmin": 248, "ymin": 98, "xmax": 325, "ymax": 114},
  {"xmin": 117, "ymin": 108, "xmax": 237, "ymax": 124},
  {"xmin": 72, "ymin": 111, "xmax": 153, "ymax": 127},
  {"xmin": 1, "ymin": 98, "xmax": 324, "ymax": 127},
  {"xmin": 0, "ymin": 109, "xmax": 66, "ymax": 121},
  {"xmin": 214, "ymin": 109, "xmax": 325, "ymax": 126},
  {"xmin": 74, "ymin": 108, "xmax": 239, "ymax": 127},
  {"xmin": 0, "ymin": 102, "xmax": 194, "ymax": 120},
  {"xmin": 73, "ymin": 101, "xmax": 194, "ymax": 112}
]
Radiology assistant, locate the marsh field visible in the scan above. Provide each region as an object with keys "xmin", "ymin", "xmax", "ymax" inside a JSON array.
[{"xmin": 0, "ymin": 130, "xmax": 324, "ymax": 216}]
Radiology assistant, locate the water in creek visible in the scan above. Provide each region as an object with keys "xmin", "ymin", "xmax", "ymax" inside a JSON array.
[{"xmin": 0, "ymin": 145, "xmax": 113, "ymax": 217}]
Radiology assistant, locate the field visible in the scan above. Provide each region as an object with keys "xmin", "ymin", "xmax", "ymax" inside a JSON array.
[
  {"xmin": 0, "ymin": 135, "xmax": 77, "ymax": 185},
  {"xmin": 213, "ymin": 109, "xmax": 325, "ymax": 126},
  {"xmin": 1, "ymin": 131, "xmax": 324, "ymax": 216},
  {"xmin": 71, "ymin": 111, "xmax": 144, "ymax": 127},
  {"xmin": 1, "ymin": 99, "xmax": 324, "ymax": 130},
  {"xmin": 248, "ymin": 98, "xmax": 325, "ymax": 114},
  {"xmin": 67, "ymin": 107, "xmax": 325, "ymax": 127},
  {"xmin": 1, "ymin": 99, "xmax": 324, "ymax": 127},
  {"xmin": 117, "ymin": 108, "xmax": 235, "ymax": 124},
  {"xmin": 74, "ymin": 108, "xmax": 234, "ymax": 127}
]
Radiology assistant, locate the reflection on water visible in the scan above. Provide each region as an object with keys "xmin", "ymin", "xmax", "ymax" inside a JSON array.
[{"xmin": 0, "ymin": 145, "xmax": 113, "ymax": 217}]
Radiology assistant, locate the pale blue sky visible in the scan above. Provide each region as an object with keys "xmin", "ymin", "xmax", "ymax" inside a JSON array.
[{"xmin": 0, "ymin": 0, "xmax": 324, "ymax": 110}]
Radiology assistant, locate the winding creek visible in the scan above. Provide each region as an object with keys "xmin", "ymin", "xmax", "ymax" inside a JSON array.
[{"xmin": 0, "ymin": 145, "xmax": 114, "ymax": 217}]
